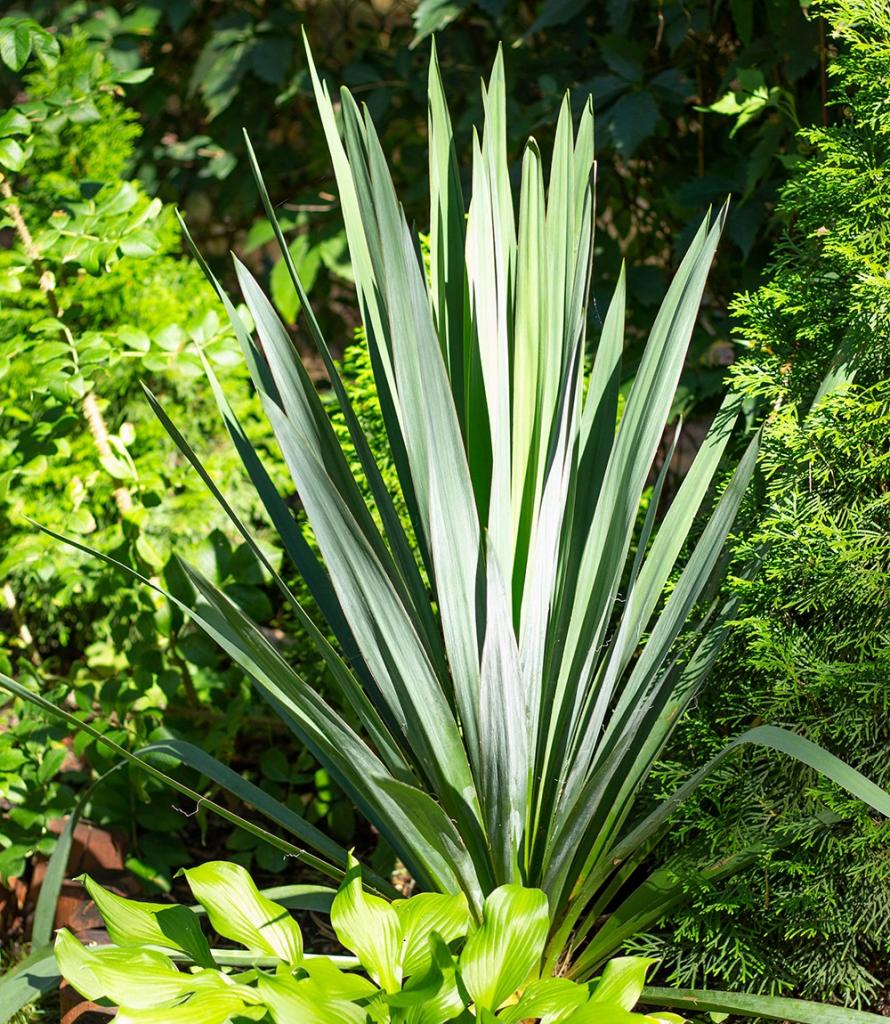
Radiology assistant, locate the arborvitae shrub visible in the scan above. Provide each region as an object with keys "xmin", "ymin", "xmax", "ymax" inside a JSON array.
[{"xmin": 637, "ymin": 0, "xmax": 890, "ymax": 1006}]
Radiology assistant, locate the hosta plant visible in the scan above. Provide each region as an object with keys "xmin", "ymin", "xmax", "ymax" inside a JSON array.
[
  {"xmin": 2, "ymin": 35, "xmax": 889, "ymax": 1024},
  {"xmin": 55, "ymin": 856, "xmax": 686, "ymax": 1024}
]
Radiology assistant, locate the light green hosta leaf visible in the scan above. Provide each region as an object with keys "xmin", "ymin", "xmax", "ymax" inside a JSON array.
[
  {"xmin": 393, "ymin": 890, "xmax": 471, "ymax": 977},
  {"xmin": 79, "ymin": 874, "xmax": 214, "ymax": 968},
  {"xmin": 404, "ymin": 933, "xmax": 467, "ymax": 1024},
  {"xmin": 115, "ymin": 991, "xmax": 266, "ymax": 1024},
  {"xmin": 564, "ymin": 1003, "xmax": 684, "ymax": 1024},
  {"xmin": 182, "ymin": 861, "xmax": 303, "ymax": 965},
  {"xmin": 589, "ymin": 958, "xmax": 657, "ymax": 1011},
  {"xmin": 331, "ymin": 851, "xmax": 403, "ymax": 993},
  {"xmin": 299, "ymin": 956, "xmax": 378, "ymax": 1001},
  {"xmin": 459, "ymin": 885, "xmax": 549, "ymax": 1011},
  {"xmin": 497, "ymin": 977, "xmax": 589, "ymax": 1024},
  {"xmin": 53, "ymin": 930, "xmax": 238, "ymax": 1009},
  {"xmin": 257, "ymin": 972, "xmax": 367, "ymax": 1024}
]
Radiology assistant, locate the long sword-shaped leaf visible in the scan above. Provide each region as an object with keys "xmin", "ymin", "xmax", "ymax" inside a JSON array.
[
  {"xmin": 511, "ymin": 139, "xmax": 546, "ymax": 604},
  {"xmin": 643, "ymin": 988, "xmax": 889, "ymax": 1023},
  {"xmin": 241, "ymin": 132, "xmax": 441, "ymax": 671},
  {"xmin": 558, "ymin": 209, "xmax": 726, "ymax": 708},
  {"xmin": 23, "ymin": 525, "xmax": 458, "ymax": 894},
  {"xmin": 234, "ymin": 259, "xmax": 406, "ymax": 597},
  {"xmin": 569, "ymin": 851, "xmax": 758, "ymax": 975},
  {"xmin": 173, "ymin": 212, "xmax": 356, "ymax": 660},
  {"xmin": 428, "ymin": 38, "xmax": 468, "ymax": 407},
  {"xmin": 260, "ymin": 399, "xmax": 486, "ymax": 874},
  {"xmin": 360, "ymin": 104, "xmax": 486, "ymax": 777},
  {"xmin": 468, "ymin": 48, "xmax": 515, "ymax": 602},
  {"xmin": 138, "ymin": 739, "xmax": 348, "ymax": 868},
  {"xmin": 478, "ymin": 537, "xmax": 528, "ymax": 882},
  {"xmin": 0, "ymin": 671, "xmax": 343, "ymax": 882},
  {"xmin": 143, "ymin": 381, "xmax": 410, "ymax": 778},
  {"xmin": 544, "ymin": 434, "xmax": 760, "ymax": 895},
  {"xmin": 0, "ymin": 945, "xmax": 59, "ymax": 1024},
  {"xmin": 594, "ymin": 395, "xmax": 741, "ymax": 698}
]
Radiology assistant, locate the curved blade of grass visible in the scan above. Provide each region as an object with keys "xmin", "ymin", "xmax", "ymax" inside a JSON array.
[
  {"xmin": 610, "ymin": 723, "xmax": 890, "ymax": 870},
  {"xmin": 0, "ymin": 945, "xmax": 59, "ymax": 1024},
  {"xmin": 138, "ymin": 739, "xmax": 348, "ymax": 868},
  {"xmin": 32, "ymin": 766, "xmax": 124, "ymax": 946},
  {"xmin": 642, "ymin": 987, "xmax": 889, "ymax": 1023}
]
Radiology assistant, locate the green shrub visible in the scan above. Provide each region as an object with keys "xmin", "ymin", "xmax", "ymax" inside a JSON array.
[
  {"xmin": 0, "ymin": 24, "xmax": 349, "ymax": 888},
  {"xmin": 635, "ymin": 0, "xmax": 890, "ymax": 1005}
]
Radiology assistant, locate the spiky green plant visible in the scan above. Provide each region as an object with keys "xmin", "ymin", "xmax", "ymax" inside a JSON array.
[{"xmin": 3, "ymin": 37, "xmax": 889, "ymax": 1024}]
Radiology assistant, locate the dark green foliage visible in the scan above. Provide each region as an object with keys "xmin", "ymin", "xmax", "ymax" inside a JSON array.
[
  {"xmin": 634, "ymin": 0, "xmax": 890, "ymax": 1006},
  {"xmin": 21, "ymin": 0, "xmax": 827, "ymax": 417}
]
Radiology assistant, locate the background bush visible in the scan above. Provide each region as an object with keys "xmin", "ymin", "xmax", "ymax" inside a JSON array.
[
  {"xmin": 19, "ymin": 0, "xmax": 828, "ymax": 415},
  {"xmin": 0, "ymin": 27, "xmax": 351, "ymax": 892},
  {"xmin": 635, "ymin": 0, "xmax": 890, "ymax": 1006}
]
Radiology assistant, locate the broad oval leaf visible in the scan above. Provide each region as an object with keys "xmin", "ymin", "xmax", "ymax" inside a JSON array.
[
  {"xmin": 257, "ymin": 972, "xmax": 367, "ymax": 1024},
  {"xmin": 459, "ymin": 884, "xmax": 549, "ymax": 1011},
  {"xmin": 331, "ymin": 851, "xmax": 403, "ymax": 993},
  {"xmin": 298, "ymin": 956, "xmax": 379, "ymax": 1001},
  {"xmin": 53, "ymin": 930, "xmax": 234, "ymax": 1009},
  {"xmin": 589, "ymin": 957, "xmax": 658, "ymax": 1011},
  {"xmin": 182, "ymin": 861, "xmax": 303, "ymax": 965},
  {"xmin": 393, "ymin": 890, "xmax": 471, "ymax": 977},
  {"xmin": 80, "ymin": 874, "xmax": 214, "ymax": 968},
  {"xmin": 497, "ymin": 976, "xmax": 589, "ymax": 1024}
]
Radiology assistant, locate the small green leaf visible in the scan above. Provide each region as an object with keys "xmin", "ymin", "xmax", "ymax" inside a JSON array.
[
  {"xmin": 114, "ymin": 67, "xmax": 154, "ymax": 84},
  {"xmin": 182, "ymin": 860, "xmax": 303, "ymax": 964},
  {"xmin": 257, "ymin": 972, "xmax": 367, "ymax": 1024},
  {"xmin": 0, "ymin": 109, "xmax": 29, "ymax": 137},
  {"xmin": 53, "ymin": 929, "xmax": 232, "ymax": 1008},
  {"xmin": 29, "ymin": 26, "xmax": 59, "ymax": 67},
  {"xmin": 0, "ymin": 137, "xmax": 25, "ymax": 171},
  {"xmin": 118, "ymin": 326, "xmax": 151, "ymax": 353},
  {"xmin": 393, "ymin": 890, "xmax": 471, "ymax": 977},
  {"xmin": 589, "ymin": 958, "xmax": 657, "ymax": 1011},
  {"xmin": 79, "ymin": 875, "xmax": 214, "ymax": 967},
  {"xmin": 459, "ymin": 885, "xmax": 549, "ymax": 1011},
  {"xmin": 0, "ymin": 21, "xmax": 32, "ymax": 71},
  {"xmin": 331, "ymin": 851, "xmax": 403, "ymax": 993}
]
